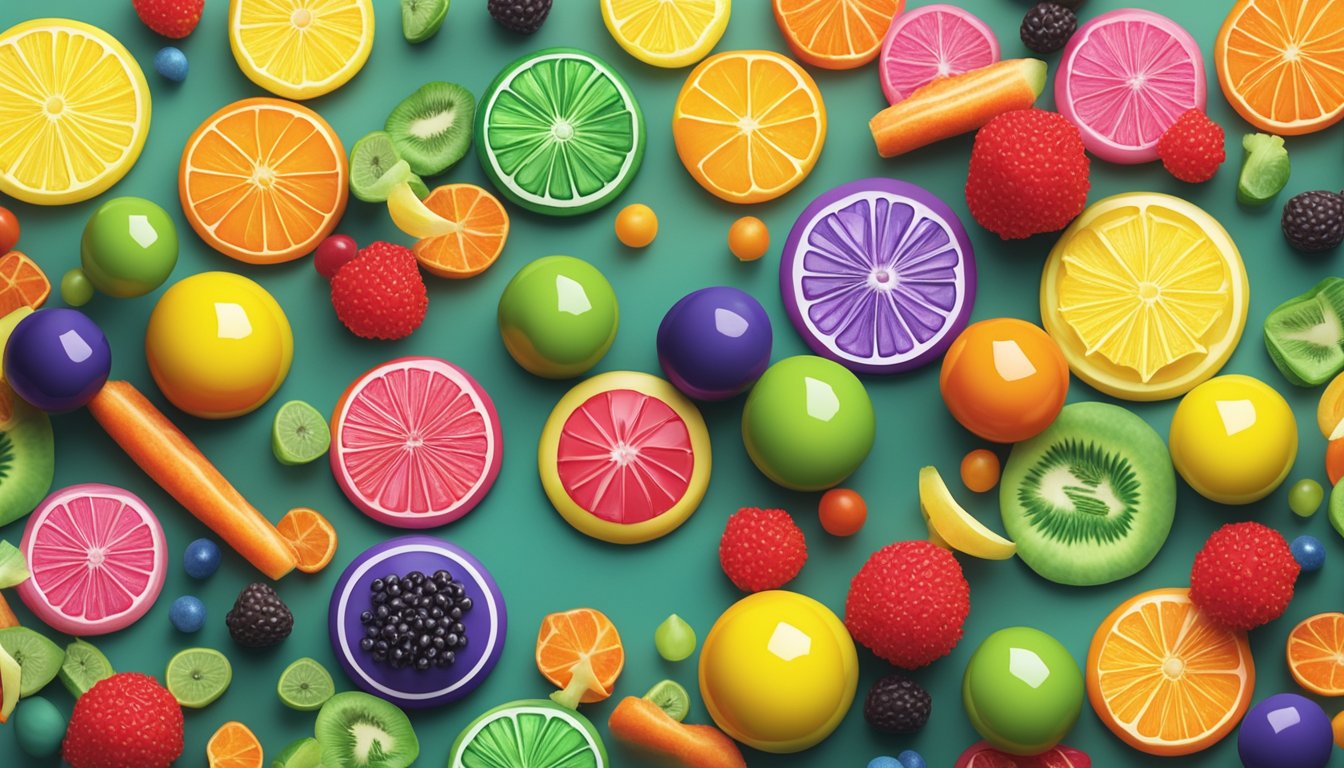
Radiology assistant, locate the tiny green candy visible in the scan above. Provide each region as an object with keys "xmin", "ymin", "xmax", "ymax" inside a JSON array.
[
  {"xmin": 1289, "ymin": 478, "xmax": 1324, "ymax": 517},
  {"xmin": 60, "ymin": 268, "xmax": 94, "ymax": 307},
  {"xmin": 1237, "ymin": 133, "xmax": 1290, "ymax": 206},
  {"xmin": 654, "ymin": 614, "xmax": 697, "ymax": 662}
]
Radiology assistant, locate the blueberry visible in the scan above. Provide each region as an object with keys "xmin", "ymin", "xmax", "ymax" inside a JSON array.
[
  {"xmin": 867, "ymin": 758, "xmax": 902, "ymax": 768},
  {"xmin": 1292, "ymin": 535, "xmax": 1326, "ymax": 572},
  {"xmin": 182, "ymin": 538, "xmax": 221, "ymax": 579},
  {"xmin": 169, "ymin": 595, "xmax": 206, "ymax": 633},
  {"xmin": 897, "ymin": 751, "xmax": 927, "ymax": 768},
  {"xmin": 153, "ymin": 47, "xmax": 188, "ymax": 83}
]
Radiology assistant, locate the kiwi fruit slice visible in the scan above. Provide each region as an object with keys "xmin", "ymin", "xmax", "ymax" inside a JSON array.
[
  {"xmin": 385, "ymin": 81, "xmax": 475, "ymax": 177},
  {"xmin": 59, "ymin": 640, "xmax": 113, "ymax": 698},
  {"xmin": 643, "ymin": 679, "xmax": 690, "ymax": 722},
  {"xmin": 0, "ymin": 627, "xmax": 64, "ymax": 697},
  {"xmin": 315, "ymin": 691, "xmax": 419, "ymax": 768},
  {"xmin": 0, "ymin": 383, "xmax": 54, "ymax": 528},
  {"xmin": 349, "ymin": 131, "xmax": 430, "ymax": 204},
  {"xmin": 273, "ymin": 736, "xmax": 324, "ymax": 768},
  {"xmin": 1265, "ymin": 277, "xmax": 1344, "ymax": 386},
  {"xmin": 402, "ymin": 0, "xmax": 449, "ymax": 44},
  {"xmin": 1000, "ymin": 402, "xmax": 1175, "ymax": 586}
]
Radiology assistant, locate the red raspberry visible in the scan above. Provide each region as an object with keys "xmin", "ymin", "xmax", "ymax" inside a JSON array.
[
  {"xmin": 845, "ymin": 540, "xmax": 970, "ymax": 668},
  {"xmin": 1190, "ymin": 522, "xmax": 1299, "ymax": 631},
  {"xmin": 1157, "ymin": 109, "xmax": 1226, "ymax": 183},
  {"xmin": 718, "ymin": 508, "xmax": 807, "ymax": 592},
  {"xmin": 63, "ymin": 673, "xmax": 183, "ymax": 768},
  {"xmin": 965, "ymin": 109, "xmax": 1091, "ymax": 240},
  {"xmin": 132, "ymin": 0, "xmax": 203, "ymax": 38},
  {"xmin": 330, "ymin": 241, "xmax": 428, "ymax": 340}
]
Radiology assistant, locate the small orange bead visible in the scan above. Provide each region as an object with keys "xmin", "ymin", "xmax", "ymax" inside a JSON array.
[
  {"xmin": 728, "ymin": 216, "xmax": 769, "ymax": 261},
  {"xmin": 818, "ymin": 488, "xmax": 867, "ymax": 536},
  {"xmin": 960, "ymin": 449, "xmax": 1001, "ymax": 493},
  {"xmin": 615, "ymin": 204, "xmax": 658, "ymax": 248}
]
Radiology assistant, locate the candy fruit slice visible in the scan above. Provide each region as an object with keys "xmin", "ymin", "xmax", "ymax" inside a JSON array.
[
  {"xmin": 207, "ymin": 721, "xmax": 263, "ymax": 768},
  {"xmin": 229, "ymin": 0, "xmax": 374, "ymax": 100},
  {"xmin": 277, "ymin": 657, "xmax": 334, "ymax": 711},
  {"xmin": 955, "ymin": 742, "xmax": 1091, "ymax": 767},
  {"xmin": 0, "ymin": 252, "xmax": 50, "ymax": 315},
  {"xmin": 17, "ymin": 483, "xmax": 167, "ymax": 635},
  {"xmin": 780, "ymin": 178, "xmax": 975, "ymax": 374},
  {"xmin": 0, "ymin": 627, "xmax": 62, "ymax": 696},
  {"xmin": 478, "ymin": 48, "xmax": 645, "ymax": 216},
  {"xmin": 536, "ymin": 608, "xmax": 624, "ymax": 706},
  {"xmin": 1040, "ymin": 193, "xmax": 1248, "ymax": 401},
  {"xmin": 879, "ymin": 4, "xmax": 1000, "ymax": 105},
  {"xmin": 1286, "ymin": 613, "xmax": 1344, "ymax": 696},
  {"xmin": 0, "ymin": 381, "xmax": 54, "ymax": 529},
  {"xmin": 1056, "ymin": 9, "xmax": 1205, "ymax": 164},
  {"xmin": 276, "ymin": 507, "xmax": 337, "ymax": 574},
  {"xmin": 601, "ymin": 0, "xmax": 730, "ymax": 69},
  {"xmin": 538, "ymin": 371, "xmax": 711, "ymax": 544},
  {"xmin": 673, "ymin": 51, "xmax": 826, "ymax": 204},
  {"xmin": 166, "ymin": 647, "xmax": 232, "ymax": 709},
  {"xmin": 919, "ymin": 466, "xmax": 1015, "ymax": 560},
  {"xmin": 1264, "ymin": 277, "xmax": 1344, "ymax": 386},
  {"xmin": 330, "ymin": 357, "xmax": 502, "ymax": 528},
  {"xmin": 1087, "ymin": 588, "xmax": 1252, "ymax": 756},
  {"xmin": 773, "ymin": 0, "xmax": 905, "ymax": 70},
  {"xmin": 405, "ymin": 184, "xmax": 510, "ymax": 279},
  {"xmin": 272, "ymin": 401, "xmax": 331, "ymax": 466},
  {"xmin": 59, "ymin": 640, "xmax": 113, "ymax": 698},
  {"xmin": 1319, "ymin": 373, "xmax": 1344, "ymax": 439},
  {"xmin": 449, "ymin": 699, "xmax": 608, "ymax": 768},
  {"xmin": 0, "ymin": 19, "xmax": 151, "ymax": 205},
  {"xmin": 1217, "ymin": 0, "xmax": 1344, "ymax": 135}
]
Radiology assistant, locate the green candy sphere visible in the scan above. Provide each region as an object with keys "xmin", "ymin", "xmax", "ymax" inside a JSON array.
[
  {"xmin": 741, "ymin": 355, "xmax": 875, "ymax": 491},
  {"xmin": 80, "ymin": 197, "xmax": 178, "ymax": 298},
  {"xmin": 60, "ymin": 268, "xmax": 94, "ymax": 307},
  {"xmin": 14, "ymin": 696, "xmax": 65, "ymax": 758},
  {"xmin": 497, "ymin": 256, "xmax": 618, "ymax": 379},
  {"xmin": 962, "ymin": 627, "xmax": 1083, "ymax": 756}
]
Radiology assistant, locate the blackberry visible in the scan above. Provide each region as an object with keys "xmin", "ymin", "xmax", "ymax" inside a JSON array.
[
  {"xmin": 1020, "ymin": 3, "xmax": 1077, "ymax": 54},
  {"xmin": 864, "ymin": 673, "xmax": 932, "ymax": 734},
  {"xmin": 225, "ymin": 583, "xmax": 293, "ymax": 648},
  {"xmin": 1282, "ymin": 190, "xmax": 1344, "ymax": 253},
  {"xmin": 488, "ymin": 0, "xmax": 552, "ymax": 34},
  {"xmin": 359, "ymin": 570, "xmax": 473, "ymax": 671}
]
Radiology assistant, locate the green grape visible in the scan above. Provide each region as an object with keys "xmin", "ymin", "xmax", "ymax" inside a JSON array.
[
  {"xmin": 1289, "ymin": 478, "xmax": 1324, "ymax": 517},
  {"xmin": 654, "ymin": 614, "xmax": 697, "ymax": 662},
  {"xmin": 60, "ymin": 269, "xmax": 93, "ymax": 307}
]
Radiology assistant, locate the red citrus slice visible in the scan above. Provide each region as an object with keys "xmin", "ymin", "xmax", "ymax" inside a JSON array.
[
  {"xmin": 879, "ymin": 4, "xmax": 1000, "ymax": 105},
  {"xmin": 17, "ymin": 483, "xmax": 167, "ymax": 636},
  {"xmin": 330, "ymin": 357, "xmax": 503, "ymax": 529},
  {"xmin": 539, "ymin": 371, "xmax": 711, "ymax": 544},
  {"xmin": 0, "ymin": 251, "xmax": 49, "ymax": 314}
]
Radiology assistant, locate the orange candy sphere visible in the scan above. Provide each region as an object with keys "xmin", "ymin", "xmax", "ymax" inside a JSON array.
[
  {"xmin": 818, "ymin": 488, "xmax": 866, "ymax": 536},
  {"xmin": 960, "ymin": 449, "xmax": 1001, "ymax": 493},
  {"xmin": 728, "ymin": 216, "xmax": 769, "ymax": 261},
  {"xmin": 615, "ymin": 203, "xmax": 658, "ymax": 248},
  {"xmin": 939, "ymin": 318, "xmax": 1069, "ymax": 444}
]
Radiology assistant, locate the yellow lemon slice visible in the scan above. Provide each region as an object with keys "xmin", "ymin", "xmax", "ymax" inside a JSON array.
[
  {"xmin": 601, "ymin": 0, "xmax": 731, "ymax": 69},
  {"xmin": 229, "ymin": 0, "xmax": 374, "ymax": 101},
  {"xmin": 0, "ymin": 19, "xmax": 150, "ymax": 206},
  {"xmin": 1041, "ymin": 193, "xmax": 1248, "ymax": 402}
]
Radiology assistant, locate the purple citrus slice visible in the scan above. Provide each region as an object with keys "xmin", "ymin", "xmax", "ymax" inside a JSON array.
[
  {"xmin": 1056, "ymin": 9, "xmax": 1206, "ymax": 164},
  {"xmin": 331, "ymin": 357, "xmax": 503, "ymax": 529},
  {"xmin": 879, "ymin": 4, "xmax": 1000, "ymax": 105},
  {"xmin": 17, "ymin": 483, "xmax": 167, "ymax": 636},
  {"xmin": 780, "ymin": 177, "xmax": 976, "ymax": 375},
  {"xmin": 538, "ymin": 371, "xmax": 711, "ymax": 545}
]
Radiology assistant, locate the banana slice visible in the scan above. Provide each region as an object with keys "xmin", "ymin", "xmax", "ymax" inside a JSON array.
[{"xmin": 919, "ymin": 466, "xmax": 1016, "ymax": 560}]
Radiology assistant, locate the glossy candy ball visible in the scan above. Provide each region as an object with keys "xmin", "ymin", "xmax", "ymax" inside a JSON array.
[
  {"xmin": 1170, "ymin": 375, "xmax": 1297, "ymax": 504},
  {"xmin": 962, "ymin": 626, "xmax": 1084, "ymax": 755},
  {"xmin": 0, "ymin": 205, "xmax": 19, "ymax": 255},
  {"xmin": 60, "ymin": 268, "xmax": 94, "ymax": 307},
  {"xmin": 154, "ymin": 46, "xmax": 188, "ymax": 82},
  {"xmin": 961, "ymin": 449, "xmax": 1001, "ymax": 493},
  {"xmin": 615, "ymin": 204, "xmax": 658, "ymax": 248},
  {"xmin": 183, "ymin": 538, "xmax": 221, "ymax": 579},
  {"xmin": 1292, "ymin": 535, "xmax": 1325, "ymax": 572},
  {"xmin": 1289, "ymin": 478, "xmax": 1324, "ymax": 517},
  {"xmin": 657, "ymin": 286, "xmax": 772, "ymax": 401},
  {"xmin": 169, "ymin": 595, "xmax": 206, "ymax": 633},
  {"xmin": 80, "ymin": 197, "xmax": 179, "ymax": 298},
  {"xmin": 498, "ymin": 256, "xmax": 618, "ymax": 379},
  {"xmin": 1238, "ymin": 693, "xmax": 1332, "ymax": 768},
  {"xmin": 818, "ymin": 488, "xmax": 866, "ymax": 536},
  {"xmin": 145, "ymin": 272, "xmax": 293, "ymax": 419},
  {"xmin": 14, "ymin": 696, "xmax": 64, "ymax": 758},
  {"xmin": 742, "ymin": 355, "xmax": 876, "ymax": 491},
  {"xmin": 313, "ymin": 234, "xmax": 359, "ymax": 279},
  {"xmin": 897, "ymin": 751, "xmax": 927, "ymax": 768},
  {"xmin": 729, "ymin": 216, "xmax": 769, "ymax": 261},
  {"xmin": 940, "ymin": 318, "xmax": 1069, "ymax": 443},
  {"xmin": 4, "ymin": 308, "xmax": 110, "ymax": 412}
]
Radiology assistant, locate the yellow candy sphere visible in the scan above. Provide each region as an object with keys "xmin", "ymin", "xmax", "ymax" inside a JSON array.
[
  {"xmin": 1169, "ymin": 374, "xmax": 1297, "ymax": 505},
  {"xmin": 145, "ymin": 272, "xmax": 293, "ymax": 419},
  {"xmin": 698, "ymin": 590, "xmax": 857, "ymax": 753}
]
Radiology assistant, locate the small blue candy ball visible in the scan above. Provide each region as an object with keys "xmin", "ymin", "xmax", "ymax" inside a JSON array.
[
  {"xmin": 170, "ymin": 595, "xmax": 206, "ymax": 633},
  {"xmin": 867, "ymin": 758, "xmax": 902, "ymax": 768},
  {"xmin": 154, "ymin": 46, "xmax": 188, "ymax": 82},
  {"xmin": 183, "ymin": 538, "xmax": 220, "ymax": 579},
  {"xmin": 1291, "ymin": 535, "xmax": 1325, "ymax": 572},
  {"xmin": 897, "ymin": 751, "xmax": 928, "ymax": 768}
]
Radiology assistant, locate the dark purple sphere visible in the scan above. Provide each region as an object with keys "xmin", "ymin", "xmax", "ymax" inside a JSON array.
[
  {"xmin": 657, "ymin": 286, "xmax": 772, "ymax": 401},
  {"xmin": 1238, "ymin": 693, "xmax": 1332, "ymax": 768},
  {"xmin": 4, "ymin": 308, "xmax": 110, "ymax": 412}
]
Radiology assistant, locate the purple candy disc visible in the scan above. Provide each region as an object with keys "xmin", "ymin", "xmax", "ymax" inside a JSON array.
[
  {"xmin": 329, "ymin": 536, "xmax": 506, "ymax": 709},
  {"xmin": 779, "ymin": 178, "xmax": 976, "ymax": 374}
]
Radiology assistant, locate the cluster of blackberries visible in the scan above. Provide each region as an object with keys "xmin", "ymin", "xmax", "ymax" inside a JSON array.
[{"xmin": 358, "ymin": 570, "xmax": 473, "ymax": 672}]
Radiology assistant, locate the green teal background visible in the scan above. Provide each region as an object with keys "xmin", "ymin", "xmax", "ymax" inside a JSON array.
[{"xmin": 2, "ymin": 0, "xmax": 1343, "ymax": 765}]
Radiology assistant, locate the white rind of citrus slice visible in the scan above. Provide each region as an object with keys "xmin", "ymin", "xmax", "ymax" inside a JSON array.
[
  {"xmin": 229, "ymin": 0, "xmax": 374, "ymax": 101},
  {"xmin": 601, "ymin": 0, "xmax": 731, "ymax": 69},
  {"xmin": 0, "ymin": 19, "xmax": 151, "ymax": 206}
]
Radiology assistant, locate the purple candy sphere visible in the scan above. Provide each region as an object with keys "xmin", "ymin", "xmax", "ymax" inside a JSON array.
[
  {"xmin": 657, "ymin": 286, "xmax": 772, "ymax": 401},
  {"xmin": 1238, "ymin": 693, "xmax": 1332, "ymax": 768},
  {"xmin": 4, "ymin": 308, "xmax": 110, "ymax": 412}
]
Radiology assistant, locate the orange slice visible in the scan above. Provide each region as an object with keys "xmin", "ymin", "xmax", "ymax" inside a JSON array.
[
  {"xmin": 1087, "ymin": 588, "xmax": 1254, "ymax": 756},
  {"xmin": 672, "ymin": 50, "xmax": 826, "ymax": 204},
  {"xmin": 276, "ymin": 507, "xmax": 337, "ymax": 574},
  {"xmin": 772, "ymin": 0, "xmax": 905, "ymax": 70},
  {"xmin": 179, "ymin": 97, "xmax": 348, "ymax": 265},
  {"xmin": 1216, "ymin": 0, "xmax": 1344, "ymax": 135},
  {"xmin": 413, "ymin": 184, "xmax": 510, "ymax": 279},
  {"xmin": 207, "ymin": 721, "xmax": 263, "ymax": 768},
  {"xmin": 1287, "ymin": 613, "xmax": 1344, "ymax": 696},
  {"xmin": 0, "ymin": 252, "xmax": 49, "ymax": 315},
  {"xmin": 536, "ymin": 608, "xmax": 625, "ymax": 706}
]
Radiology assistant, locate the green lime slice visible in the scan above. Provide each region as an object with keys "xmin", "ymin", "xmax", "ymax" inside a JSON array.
[
  {"xmin": 477, "ymin": 48, "xmax": 645, "ymax": 217},
  {"xmin": 273, "ymin": 400, "xmax": 332, "ymax": 466},
  {"xmin": 350, "ymin": 132, "xmax": 427, "ymax": 204},
  {"xmin": 165, "ymin": 647, "xmax": 231, "ymax": 709},
  {"xmin": 643, "ymin": 679, "xmax": 690, "ymax": 722},
  {"xmin": 278, "ymin": 657, "xmax": 335, "ymax": 711},
  {"xmin": 402, "ymin": 0, "xmax": 449, "ymax": 44},
  {"xmin": 60, "ymin": 640, "xmax": 113, "ymax": 698},
  {"xmin": 449, "ymin": 699, "xmax": 608, "ymax": 768},
  {"xmin": 272, "ymin": 736, "xmax": 324, "ymax": 768},
  {"xmin": 0, "ymin": 627, "xmax": 63, "ymax": 697}
]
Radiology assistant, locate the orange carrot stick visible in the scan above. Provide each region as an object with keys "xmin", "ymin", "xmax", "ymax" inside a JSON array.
[
  {"xmin": 88, "ymin": 381, "xmax": 297, "ymax": 580},
  {"xmin": 0, "ymin": 593, "xmax": 18, "ymax": 629}
]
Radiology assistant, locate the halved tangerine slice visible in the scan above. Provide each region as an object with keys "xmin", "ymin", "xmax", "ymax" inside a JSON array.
[
  {"xmin": 536, "ymin": 607, "xmax": 624, "ymax": 706},
  {"xmin": 0, "ymin": 252, "xmax": 49, "ymax": 315},
  {"xmin": 331, "ymin": 357, "xmax": 503, "ymax": 529},
  {"xmin": 1087, "ymin": 588, "xmax": 1253, "ymax": 756},
  {"xmin": 538, "ymin": 371, "xmax": 710, "ymax": 545},
  {"xmin": 1287, "ymin": 612, "xmax": 1344, "ymax": 696},
  {"xmin": 276, "ymin": 507, "xmax": 337, "ymax": 574},
  {"xmin": 207, "ymin": 721, "xmax": 264, "ymax": 768},
  {"xmin": 773, "ymin": 0, "xmax": 906, "ymax": 70},
  {"xmin": 412, "ymin": 184, "xmax": 510, "ymax": 279}
]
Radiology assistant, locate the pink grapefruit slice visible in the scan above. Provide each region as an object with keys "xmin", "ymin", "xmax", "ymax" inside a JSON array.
[
  {"xmin": 17, "ymin": 483, "xmax": 167, "ymax": 636},
  {"xmin": 538, "ymin": 371, "xmax": 711, "ymax": 545},
  {"xmin": 879, "ymin": 4, "xmax": 1000, "ymax": 105},
  {"xmin": 1056, "ymin": 9, "xmax": 1205, "ymax": 164},
  {"xmin": 330, "ymin": 357, "xmax": 503, "ymax": 529}
]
